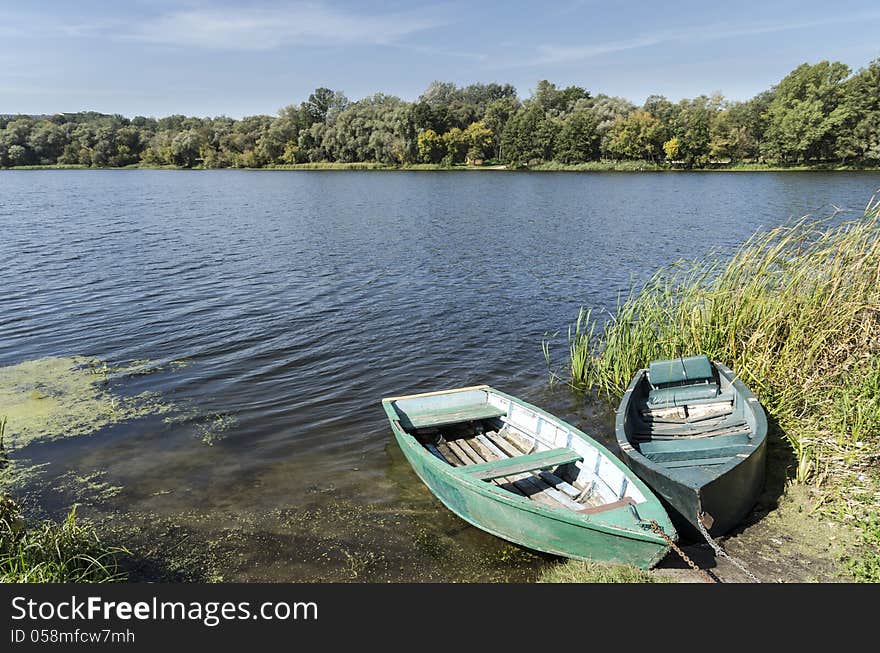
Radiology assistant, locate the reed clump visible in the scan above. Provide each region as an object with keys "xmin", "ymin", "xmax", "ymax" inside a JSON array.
[
  {"xmin": 563, "ymin": 195, "xmax": 880, "ymax": 580},
  {"xmin": 0, "ymin": 495, "xmax": 126, "ymax": 582}
]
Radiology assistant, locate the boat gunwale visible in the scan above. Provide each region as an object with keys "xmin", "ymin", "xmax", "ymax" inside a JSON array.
[
  {"xmin": 382, "ymin": 386, "xmax": 674, "ymax": 546},
  {"xmin": 615, "ymin": 361, "xmax": 769, "ymax": 485}
]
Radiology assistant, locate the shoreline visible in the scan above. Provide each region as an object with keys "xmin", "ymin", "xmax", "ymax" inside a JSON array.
[{"xmin": 4, "ymin": 162, "xmax": 880, "ymax": 173}]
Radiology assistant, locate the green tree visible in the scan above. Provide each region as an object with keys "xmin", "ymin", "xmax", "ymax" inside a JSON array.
[
  {"xmin": 483, "ymin": 96, "xmax": 520, "ymax": 160},
  {"xmin": 672, "ymin": 96, "xmax": 712, "ymax": 165},
  {"xmin": 663, "ymin": 136, "xmax": 680, "ymax": 161},
  {"xmin": 417, "ymin": 129, "xmax": 446, "ymax": 163},
  {"xmin": 586, "ymin": 95, "xmax": 636, "ymax": 157},
  {"xmin": 442, "ymin": 127, "xmax": 467, "ymax": 164},
  {"xmin": 762, "ymin": 61, "xmax": 851, "ymax": 162},
  {"xmin": 500, "ymin": 104, "xmax": 557, "ymax": 165},
  {"xmin": 836, "ymin": 59, "xmax": 880, "ymax": 161},
  {"xmin": 461, "ymin": 121, "xmax": 493, "ymax": 161},
  {"xmin": 554, "ymin": 110, "xmax": 600, "ymax": 163},
  {"xmin": 606, "ymin": 111, "xmax": 665, "ymax": 160},
  {"xmin": 170, "ymin": 129, "xmax": 205, "ymax": 167}
]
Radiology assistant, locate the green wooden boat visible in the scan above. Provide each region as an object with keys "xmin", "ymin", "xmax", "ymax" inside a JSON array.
[
  {"xmin": 382, "ymin": 385, "xmax": 676, "ymax": 569},
  {"xmin": 615, "ymin": 356, "xmax": 767, "ymax": 538}
]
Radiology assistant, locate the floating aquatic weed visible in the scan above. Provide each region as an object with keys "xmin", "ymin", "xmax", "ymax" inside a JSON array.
[
  {"xmin": 53, "ymin": 470, "xmax": 123, "ymax": 507},
  {"xmin": 0, "ymin": 356, "xmax": 178, "ymax": 451},
  {"xmin": 197, "ymin": 413, "xmax": 238, "ymax": 446},
  {"xmin": 0, "ymin": 459, "xmax": 50, "ymax": 496}
]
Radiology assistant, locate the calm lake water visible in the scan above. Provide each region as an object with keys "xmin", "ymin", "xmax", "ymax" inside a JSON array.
[{"xmin": 1, "ymin": 169, "xmax": 879, "ymax": 581}]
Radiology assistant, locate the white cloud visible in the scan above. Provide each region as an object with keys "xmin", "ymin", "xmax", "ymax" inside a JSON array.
[
  {"xmin": 125, "ymin": 3, "xmax": 444, "ymax": 51},
  {"xmin": 529, "ymin": 12, "xmax": 880, "ymax": 66}
]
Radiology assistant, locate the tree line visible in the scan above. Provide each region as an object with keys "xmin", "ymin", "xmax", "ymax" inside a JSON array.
[{"xmin": 2, "ymin": 58, "xmax": 879, "ymax": 169}]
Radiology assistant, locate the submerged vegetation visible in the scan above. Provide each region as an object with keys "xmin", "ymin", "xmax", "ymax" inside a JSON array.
[
  {"xmin": 2, "ymin": 57, "xmax": 880, "ymax": 170},
  {"xmin": 556, "ymin": 196, "xmax": 880, "ymax": 580}
]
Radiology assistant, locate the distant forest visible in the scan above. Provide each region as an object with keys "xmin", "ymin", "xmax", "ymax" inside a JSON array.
[{"xmin": 2, "ymin": 58, "xmax": 879, "ymax": 169}]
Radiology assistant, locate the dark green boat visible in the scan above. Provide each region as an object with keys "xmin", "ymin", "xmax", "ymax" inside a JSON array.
[
  {"xmin": 382, "ymin": 385, "xmax": 676, "ymax": 569},
  {"xmin": 615, "ymin": 356, "xmax": 767, "ymax": 538}
]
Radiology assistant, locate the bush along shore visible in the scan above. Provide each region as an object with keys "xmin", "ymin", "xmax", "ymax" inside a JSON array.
[{"xmin": 552, "ymin": 195, "xmax": 880, "ymax": 581}]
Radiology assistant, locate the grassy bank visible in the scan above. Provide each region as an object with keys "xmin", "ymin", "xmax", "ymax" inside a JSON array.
[
  {"xmin": 556, "ymin": 196, "xmax": 880, "ymax": 580},
  {"xmin": 0, "ymin": 495, "xmax": 126, "ymax": 582},
  {"xmin": 538, "ymin": 559, "xmax": 665, "ymax": 583}
]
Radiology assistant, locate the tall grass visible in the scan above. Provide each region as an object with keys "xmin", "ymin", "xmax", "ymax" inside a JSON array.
[
  {"xmin": 0, "ymin": 495, "xmax": 126, "ymax": 582},
  {"xmin": 563, "ymin": 195, "xmax": 880, "ymax": 579}
]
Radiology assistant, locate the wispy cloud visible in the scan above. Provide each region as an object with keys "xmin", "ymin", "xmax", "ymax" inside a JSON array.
[
  {"xmin": 529, "ymin": 12, "xmax": 880, "ymax": 65},
  {"xmin": 125, "ymin": 3, "xmax": 445, "ymax": 51}
]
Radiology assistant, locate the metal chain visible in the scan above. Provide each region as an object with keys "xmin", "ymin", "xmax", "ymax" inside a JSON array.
[
  {"xmin": 646, "ymin": 520, "xmax": 716, "ymax": 583},
  {"xmin": 695, "ymin": 515, "xmax": 762, "ymax": 583}
]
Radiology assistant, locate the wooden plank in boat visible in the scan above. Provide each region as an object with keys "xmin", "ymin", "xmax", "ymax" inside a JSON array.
[
  {"xmin": 516, "ymin": 475, "xmax": 584, "ymax": 511},
  {"xmin": 641, "ymin": 406, "xmax": 686, "ymax": 420},
  {"xmin": 501, "ymin": 428, "xmax": 534, "ymax": 454},
  {"xmin": 578, "ymin": 497, "xmax": 635, "ymax": 515},
  {"xmin": 436, "ymin": 442, "xmax": 464, "ymax": 466},
  {"xmin": 467, "ymin": 436, "xmax": 501, "ymax": 462},
  {"xmin": 457, "ymin": 439, "xmax": 487, "ymax": 464},
  {"xmin": 686, "ymin": 402, "xmax": 734, "ymax": 420},
  {"xmin": 634, "ymin": 422, "xmax": 750, "ymax": 441},
  {"xmin": 425, "ymin": 443, "xmax": 449, "ymax": 463},
  {"xmin": 537, "ymin": 471, "xmax": 581, "ymax": 499},
  {"xmin": 447, "ymin": 439, "xmax": 481, "ymax": 466},
  {"xmin": 510, "ymin": 477, "xmax": 561, "ymax": 508},
  {"xmin": 475, "ymin": 433, "xmax": 508, "ymax": 460},
  {"xmin": 484, "ymin": 431, "xmax": 523, "ymax": 458},
  {"xmin": 466, "ymin": 435, "xmax": 543, "ymax": 494}
]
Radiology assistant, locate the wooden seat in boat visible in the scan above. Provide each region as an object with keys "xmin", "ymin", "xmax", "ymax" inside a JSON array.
[{"xmin": 459, "ymin": 448, "xmax": 583, "ymax": 481}]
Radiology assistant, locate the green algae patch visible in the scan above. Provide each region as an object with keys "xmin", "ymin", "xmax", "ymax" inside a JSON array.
[
  {"xmin": 53, "ymin": 470, "xmax": 123, "ymax": 507},
  {"xmin": 0, "ymin": 356, "xmax": 176, "ymax": 451},
  {"xmin": 0, "ymin": 459, "xmax": 50, "ymax": 496}
]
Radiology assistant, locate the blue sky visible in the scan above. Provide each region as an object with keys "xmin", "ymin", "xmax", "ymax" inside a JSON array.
[{"xmin": 2, "ymin": 0, "xmax": 879, "ymax": 118}]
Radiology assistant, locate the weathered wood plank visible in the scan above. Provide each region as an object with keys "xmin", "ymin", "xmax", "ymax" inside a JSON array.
[
  {"xmin": 500, "ymin": 427, "xmax": 535, "ymax": 454},
  {"xmin": 467, "ymin": 436, "xmax": 500, "ymax": 462},
  {"xmin": 537, "ymin": 471, "xmax": 581, "ymax": 499},
  {"xmin": 510, "ymin": 477, "xmax": 562, "ymax": 508},
  {"xmin": 509, "ymin": 475, "xmax": 581, "ymax": 511},
  {"xmin": 578, "ymin": 497, "xmax": 635, "ymax": 515},
  {"xmin": 462, "ymin": 448, "xmax": 583, "ymax": 481},
  {"xmin": 484, "ymin": 431, "xmax": 523, "ymax": 458},
  {"xmin": 457, "ymin": 439, "xmax": 486, "ymax": 464},
  {"xmin": 425, "ymin": 443, "xmax": 449, "ymax": 464},
  {"xmin": 475, "ymin": 433, "xmax": 508, "ymax": 460},
  {"xmin": 519, "ymin": 475, "xmax": 585, "ymax": 511},
  {"xmin": 405, "ymin": 404, "xmax": 507, "ymax": 429},
  {"xmin": 436, "ymin": 442, "xmax": 464, "ymax": 467},
  {"xmin": 447, "ymin": 439, "xmax": 481, "ymax": 466}
]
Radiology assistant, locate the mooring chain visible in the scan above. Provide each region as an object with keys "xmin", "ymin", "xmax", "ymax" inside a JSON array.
[
  {"xmin": 646, "ymin": 520, "xmax": 716, "ymax": 583},
  {"xmin": 694, "ymin": 516, "xmax": 762, "ymax": 583}
]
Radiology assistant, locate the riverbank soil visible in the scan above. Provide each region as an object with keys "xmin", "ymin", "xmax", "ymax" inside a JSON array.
[{"xmin": 654, "ymin": 484, "xmax": 854, "ymax": 583}]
